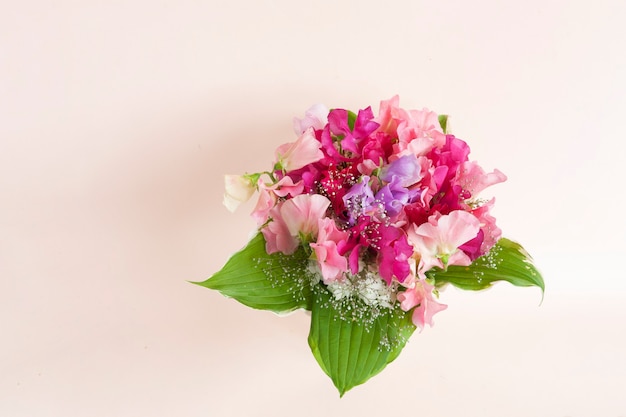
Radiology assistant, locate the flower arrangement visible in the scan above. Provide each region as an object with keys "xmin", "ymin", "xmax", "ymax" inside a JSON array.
[{"xmin": 198, "ymin": 96, "xmax": 544, "ymax": 396}]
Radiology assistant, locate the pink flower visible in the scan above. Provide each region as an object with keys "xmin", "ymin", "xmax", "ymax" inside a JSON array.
[
  {"xmin": 397, "ymin": 277, "xmax": 447, "ymax": 331},
  {"xmin": 407, "ymin": 210, "xmax": 481, "ymax": 278},
  {"xmin": 251, "ymin": 181, "xmax": 277, "ymax": 226},
  {"xmin": 271, "ymin": 176, "xmax": 304, "ymax": 198},
  {"xmin": 262, "ymin": 209, "xmax": 299, "ymax": 255},
  {"xmin": 470, "ymin": 198, "xmax": 502, "ymax": 254},
  {"xmin": 223, "ymin": 174, "xmax": 256, "ymax": 212},
  {"xmin": 251, "ymin": 176, "xmax": 304, "ymax": 225},
  {"xmin": 275, "ymin": 128, "xmax": 324, "ymax": 172},
  {"xmin": 376, "ymin": 95, "xmax": 402, "ymax": 136},
  {"xmin": 310, "ymin": 217, "xmax": 349, "ymax": 283},
  {"xmin": 261, "ymin": 194, "xmax": 331, "ymax": 255},
  {"xmin": 293, "ymin": 104, "xmax": 328, "ymax": 135},
  {"xmin": 280, "ymin": 194, "xmax": 330, "ymax": 237},
  {"xmin": 399, "ymin": 109, "xmax": 446, "ymax": 156},
  {"xmin": 457, "ymin": 161, "xmax": 507, "ymax": 197},
  {"xmin": 376, "ymin": 96, "xmax": 446, "ymax": 157}
]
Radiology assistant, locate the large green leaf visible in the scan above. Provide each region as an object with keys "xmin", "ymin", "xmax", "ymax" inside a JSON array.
[
  {"xmin": 195, "ymin": 233, "xmax": 313, "ymax": 313},
  {"xmin": 308, "ymin": 287, "xmax": 416, "ymax": 396},
  {"xmin": 432, "ymin": 237, "xmax": 545, "ymax": 293}
]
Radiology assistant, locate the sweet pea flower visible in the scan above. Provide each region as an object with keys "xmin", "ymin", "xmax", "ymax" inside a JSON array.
[
  {"xmin": 397, "ymin": 276, "xmax": 447, "ymax": 331},
  {"xmin": 376, "ymin": 96, "xmax": 446, "ymax": 157},
  {"xmin": 251, "ymin": 176, "xmax": 304, "ymax": 225},
  {"xmin": 223, "ymin": 174, "xmax": 257, "ymax": 212},
  {"xmin": 293, "ymin": 104, "xmax": 329, "ymax": 135},
  {"xmin": 470, "ymin": 198, "xmax": 502, "ymax": 254},
  {"xmin": 343, "ymin": 176, "xmax": 377, "ymax": 224},
  {"xmin": 400, "ymin": 109, "xmax": 446, "ymax": 156},
  {"xmin": 310, "ymin": 217, "xmax": 349, "ymax": 283},
  {"xmin": 457, "ymin": 161, "xmax": 507, "ymax": 198},
  {"xmin": 408, "ymin": 210, "xmax": 481, "ymax": 278},
  {"xmin": 262, "ymin": 194, "xmax": 331, "ymax": 255},
  {"xmin": 381, "ymin": 154, "xmax": 423, "ymax": 187},
  {"xmin": 329, "ymin": 107, "xmax": 379, "ymax": 155},
  {"xmin": 376, "ymin": 95, "xmax": 402, "ymax": 136},
  {"xmin": 275, "ymin": 128, "xmax": 324, "ymax": 172},
  {"xmin": 375, "ymin": 177, "xmax": 416, "ymax": 219},
  {"xmin": 377, "ymin": 225, "xmax": 413, "ymax": 284},
  {"xmin": 262, "ymin": 209, "xmax": 298, "ymax": 255},
  {"xmin": 280, "ymin": 194, "xmax": 330, "ymax": 238}
]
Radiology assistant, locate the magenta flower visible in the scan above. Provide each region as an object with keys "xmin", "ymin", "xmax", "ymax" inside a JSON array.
[
  {"xmin": 329, "ymin": 107, "xmax": 379, "ymax": 156},
  {"xmin": 318, "ymin": 163, "xmax": 359, "ymax": 217},
  {"xmin": 377, "ymin": 225, "xmax": 413, "ymax": 284}
]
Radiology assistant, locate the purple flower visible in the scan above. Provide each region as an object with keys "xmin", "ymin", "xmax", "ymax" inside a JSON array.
[
  {"xmin": 381, "ymin": 154, "xmax": 422, "ymax": 187},
  {"xmin": 343, "ymin": 176, "xmax": 376, "ymax": 224},
  {"xmin": 375, "ymin": 177, "xmax": 417, "ymax": 218}
]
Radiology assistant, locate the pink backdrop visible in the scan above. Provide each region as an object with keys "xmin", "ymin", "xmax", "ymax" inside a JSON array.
[{"xmin": 2, "ymin": 1, "xmax": 625, "ymax": 416}]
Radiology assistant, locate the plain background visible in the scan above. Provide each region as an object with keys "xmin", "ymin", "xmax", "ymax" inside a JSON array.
[{"xmin": 2, "ymin": 1, "xmax": 625, "ymax": 416}]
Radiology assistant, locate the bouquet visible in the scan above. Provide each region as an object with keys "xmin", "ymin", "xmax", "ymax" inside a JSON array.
[{"xmin": 198, "ymin": 96, "xmax": 544, "ymax": 395}]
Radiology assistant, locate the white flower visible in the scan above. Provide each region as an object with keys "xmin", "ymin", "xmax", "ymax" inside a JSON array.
[
  {"xmin": 326, "ymin": 271, "xmax": 396, "ymax": 309},
  {"xmin": 223, "ymin": 174, "xmax": 256, "ymax": 212}
]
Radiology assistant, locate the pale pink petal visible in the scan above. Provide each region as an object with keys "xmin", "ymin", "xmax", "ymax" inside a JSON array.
[
  {"xmin": 471, "ymin": 198, "xmax": 503, "ymax": 253},
  {"xmin": 275, "ymin": 128, "xmax": 324, "ymax": 172},
  {"xmin": 375, "ymin": 95, "xmax": 401, "ymax": 135},
  {"xmin": 407, "ymin": 210, "xmax": 480, "ymax": 277},
  {"xmin": 280, "ymin": 194, "xmax": 330, "ymax": 238},
  {"xmin": 272, "ymin": 176, "xmax": 304, "ymax": 198},
  {"xmin": 405, "ymin": 129, "xmax": 447, "ymax": 156},
  {"xmin": 251, "ymin": 180, "xmax": 277, "ymax": 225},
  {"xmin": 397, "ymin": 278, "xmax": 447, "ymax": 331},
  {"xmin": 435, "ymin": 210, "xmax": 482, "ymax": 253},
  {"xmin": 457, "ymin": 161, "xmax": 507, "ymax": 197},
  {"xmin": 250, "ymin": 177, "xmax": 304, "ymax": 225},
  {"xmin": 311, "ymin": 242, "xmax": 348, "ymax": 283},
  {"xmin": 316, "ymin": 217, "xmax": 349, "ymax": 243},
  {"xmin": 310, "ymin": 217, "xmax": 349, "ymax": 283},
  {"xmin": 261, "ymin": 207, "xmax": 298, "ymax": 255},
  {"xmin": 293, "ymin": 104, "xmax": 329, "ymax": 135}
]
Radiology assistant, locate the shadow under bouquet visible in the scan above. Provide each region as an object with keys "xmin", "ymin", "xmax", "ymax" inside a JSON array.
[{"xmin": 198, "ymin": 96, "xmax": 543, "ymax": 396}]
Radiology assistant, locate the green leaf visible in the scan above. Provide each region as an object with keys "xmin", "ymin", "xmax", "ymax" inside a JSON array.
[
  {"xmin": 432, "ymin": 238, "xmax": 545, "ymax": 293},
  {"xmin": 347, "ymin": 110, "xmax": 357, "ymax": 131},
  {"xmin": 195, "ymin": 233, "xmax": 313, "ymax": 313},
  {"xmin": 308, "ymin": 287, "xmax": 416, "ymax": 396},
  {"xmin": 438, "ymin": 114, "xmax": 449, "ymax": 133}
]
